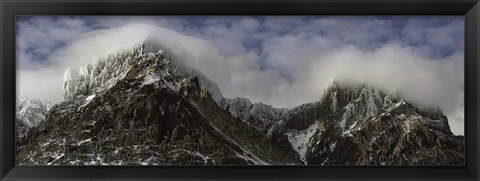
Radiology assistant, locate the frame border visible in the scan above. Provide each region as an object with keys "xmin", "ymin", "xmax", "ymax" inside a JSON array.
[{"xmin": 1, "ymin": 0, "xmax": 479, "ymax": 180}]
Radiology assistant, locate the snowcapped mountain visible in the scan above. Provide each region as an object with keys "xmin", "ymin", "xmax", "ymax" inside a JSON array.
[
  {"xmin": 16, "ymin": 95, "xmax": 52, "ymax": 139},
  {"xmin": 16, "ymin": 39, "xmax": 464, "ymax": 166},
  {"xmin": 277, "ymin": 83, "xmax": 463, "ymax": 165}
]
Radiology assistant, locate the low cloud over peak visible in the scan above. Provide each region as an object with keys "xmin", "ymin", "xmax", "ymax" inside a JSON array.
[{"xmin": 16, "ymin": 16, "xmax": 464, "ymax": 135}]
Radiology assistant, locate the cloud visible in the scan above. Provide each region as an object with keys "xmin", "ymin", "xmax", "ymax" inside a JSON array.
[
  {"xmin": 16, "ymin": 16, "xmax": 464, "ymax": 135},
  {"xmin": 16, "ymin": 16, "xmax": 94, "ymax": 69}
]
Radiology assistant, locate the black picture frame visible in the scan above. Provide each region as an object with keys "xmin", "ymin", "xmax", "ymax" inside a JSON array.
[{"xmin": 1, "ymin": 0, "xmax": 479, "ymax": 180}]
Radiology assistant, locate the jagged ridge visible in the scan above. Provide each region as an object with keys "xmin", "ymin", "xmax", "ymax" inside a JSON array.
[{"xmin": 17, "ymin": 39, "xmax": 464, "ymax": 166}]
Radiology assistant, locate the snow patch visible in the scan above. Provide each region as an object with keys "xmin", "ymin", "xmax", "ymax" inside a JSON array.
[
  {"xmin": 77, "ymin": 138, "xmax": 92, "ymax": 146},
  {"xmin": 286, "ymin": 121, "xmax": 318, "ymax": 164},
  {"xmin": 209, "ymin": 122, "xmax": 269, "ymax": 165},
  {"xmin": 329, "ymin": 141, "xmax": 337, "ymax": 152},
  {"xmin": 86, "ymin": 94, "xmax": 96, "ymax": 101},
  {"xmin": 46, "ymin": 153, "xmax": 64, "ymax": 165},
  {"xmin": 235, "ymin": 152, "xmax": 263, "ymax": 165},
  {"xmin": 404, "ymin": 119, "xmax": 413, "ymax": 133},
  {"xmin": 339, "ymin": 103, "xmax": 355, "ymax": 135},
  {"xmin": 387, "ymin": 100, "xmax": 407, "ymax": 112},
  {"xmin": 342, "ymin": 120, "xmax": 358, "ymax": 137},
  {"xmin": 80, "ymin": 94, "xmax": 96, "ymax": 108}
]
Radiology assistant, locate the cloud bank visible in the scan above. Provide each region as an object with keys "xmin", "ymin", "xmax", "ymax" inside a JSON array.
[{"xmin": 16, "ymin": 16, "xmax": 464, "ymax": 135}]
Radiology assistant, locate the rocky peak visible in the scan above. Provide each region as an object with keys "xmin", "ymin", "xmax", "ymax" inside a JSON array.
[
  {"xmin": 320, "ymin": 82, "xmax": 452, "ymax": 134},
  {"xmin": 62, "ymin": 44, "xmax": 145, "ymax": 101},
  {"xmin": 322, "ymin": 82, "xmax": 383, "ymax": 113},
  {"xmin": 16, "ymin": 95, "xmax": 52, "ymax": 139},
  {"xmin": 61, "ymin": 36, "xmax": 187, "ymax": 100}
]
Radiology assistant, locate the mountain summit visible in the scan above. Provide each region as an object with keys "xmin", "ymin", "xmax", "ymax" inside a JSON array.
[{"xmin": 16, "ymin": 40, "xmax": 464, "ymax": 165}]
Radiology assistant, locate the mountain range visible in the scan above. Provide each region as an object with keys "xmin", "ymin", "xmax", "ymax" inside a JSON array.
[{"xmin": 16, "ymin": 39, "xmax": 464, "ymax": 165}]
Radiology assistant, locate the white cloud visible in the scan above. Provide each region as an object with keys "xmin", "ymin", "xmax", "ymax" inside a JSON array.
[{"xmin": 16, "ymin": 16, "xmax": 464, "ymax": 135}]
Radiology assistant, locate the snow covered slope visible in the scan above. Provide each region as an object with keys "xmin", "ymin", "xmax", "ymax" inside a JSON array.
[{"xmin": 16, "ymin": 95, "xmax": 52, "ymax": 139}]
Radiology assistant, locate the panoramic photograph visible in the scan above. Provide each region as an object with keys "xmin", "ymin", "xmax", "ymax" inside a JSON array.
[{"xmin": 15, "ymin": 16, "xmax": 465, "ymax": 166}]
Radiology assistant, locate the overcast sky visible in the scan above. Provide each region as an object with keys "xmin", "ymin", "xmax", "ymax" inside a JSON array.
[{"xmin": 16, "ymin": 16, "xmax": 464, "ymax": 135}]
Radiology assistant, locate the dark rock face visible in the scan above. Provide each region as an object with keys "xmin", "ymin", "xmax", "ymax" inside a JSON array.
[
  {"xmin": 16, "ymin": 41, "xmax": 464, "ymax": 166},
  {"xmin": 16, "ymin": 45, "xmax": 298, "ymax": 165},
  {"xmin": 17, "ymin": 78, "xmax": 249, "ymax": 165}
]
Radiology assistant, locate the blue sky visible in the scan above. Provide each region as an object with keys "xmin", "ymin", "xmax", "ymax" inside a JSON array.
[
  {"xmin": 16, "ymin": 16, "xmax": 465, "ymax": 135},
  {"xmin": 16, "ymin": 16, "xmax": 464, "ymax": 69}
]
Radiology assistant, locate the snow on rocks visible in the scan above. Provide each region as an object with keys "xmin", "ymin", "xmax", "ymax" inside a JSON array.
[
  {"xmin": 172, "ymin": 60, "xmax": 224, "ymax": 103},
  {"xmin": 62, "ymin": 46, "xmax": 144, "ymax": 101},
  {"xmin": 331, "ymin": 91, "xmax": 338, "ymax": 111},
  {"xmin": 222, "ymin": 98, "xmax": 287, "ymax": 132},
  {"xmin": 63, "ymin": 68, "xmax": 78, "ymax": 100},
  {"xmin": 16, "ymin": 95, "xmax": 52, "ymax": 137},
  {"xmin": 266, "ymin": 119, "xmax": 285, "ymax": 139},
  {"xmin": 286, "ymin": 121, "xmax": 318, "ymax": 164},
  {"xmin": 77, "ymin": 138, "xmax": 92, "ymax": 146},
  {"xmin": 386, "ymin": 100, "xmax": 407, "ymax": 112},
  {"xmin": 339, "ymin": 103, "xmax": 355, "ymax": 135},
  {"xmin": 61, "ymin": 39, "xmax": 182, "ymax": 103},
  {"xmin": 86, "ymin": 94, "xmax": 96, "ymax": 101},
  {"xmin": 61, "ymin": 39, "xmax": 224, "ymax": 107},
  {"xmin": 366, "ymin": 88, "xmax": 382, "ymax": 117},
  {"xmin": 209, "ymin": 122, "xmax": 269, "ymax": 165}
]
